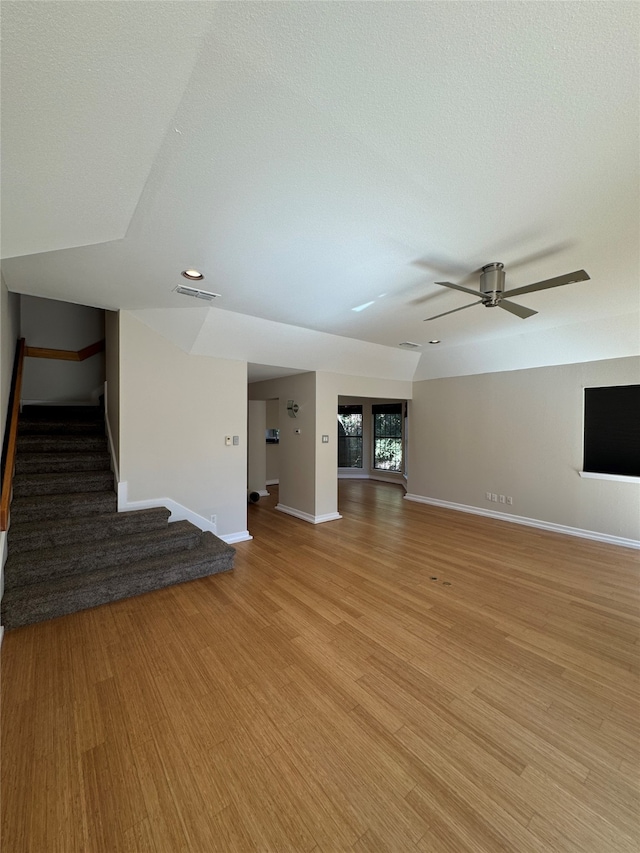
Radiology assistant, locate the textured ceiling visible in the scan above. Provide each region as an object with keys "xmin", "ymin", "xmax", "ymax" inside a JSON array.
[{"xmin": 1, "ymin": 1, "xmax": 638, "ymax": 378}]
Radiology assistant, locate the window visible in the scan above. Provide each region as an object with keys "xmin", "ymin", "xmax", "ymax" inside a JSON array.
[
  {"xmin": 372, "ymin": 403, "xmax": 403, "ymax": 472},
  {"xmin": 583, "ymin": 385, "xmax": 640, "ymax": 477},
  {"xmin": 338, "ymin": 405, "xmax": 363, "ymax": 468}
]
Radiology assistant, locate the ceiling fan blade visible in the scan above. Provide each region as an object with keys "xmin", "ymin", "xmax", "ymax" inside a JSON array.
[
  {"xmin": 424, "ymin": 300, "xmax": 483, "ymax": 321},
  {"xmin": 503, "ymin": 269, "xmax": 590, "ymax": 299},
  {"xmin": 434, "ymin": 280, "xmax": 481, "ymax": 297},
  {"xmin": 498, "ymin": 299, "xmax": 538, "ymax": 319}
]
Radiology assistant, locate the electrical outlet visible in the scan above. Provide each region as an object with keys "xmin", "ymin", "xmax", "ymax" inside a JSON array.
[
  {"xmin": 491, "ymin": 493, "xmax": 498, "ymax": 502},
  {"xmin": 507, "ymin": 496, "xmax": 513, "ymax": 505},
  {"xmin": 485, "ymin": 491, "xmax": 492, "ymax": 500},
  {"xmin": 499, "ymin": 495, "xmax": 506, "ymax": 504}
]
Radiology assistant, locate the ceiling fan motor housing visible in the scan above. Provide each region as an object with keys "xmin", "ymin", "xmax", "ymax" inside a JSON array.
[{"xmin": 480, "ymin": 262, "xmax": 505, "ymax": 303}]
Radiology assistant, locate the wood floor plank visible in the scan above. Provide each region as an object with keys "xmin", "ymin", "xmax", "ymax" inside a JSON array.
[{"xmin": 2, "ymin": 480, "xmax": 638, "ymax": 852}]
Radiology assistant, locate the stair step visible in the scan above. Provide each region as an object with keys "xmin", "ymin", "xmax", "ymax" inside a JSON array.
[
  {"xmin": 18, "ymin": 420, "xmax": 105, "ymax": 436},
  {"xmin": 1, "ymin": 533, "xmax": 235, "ymax": 629},
  {"xmin": 17, "ymin": 434, "xmax": 108, "ymax": 453},
  {"xmin": 9, "ymin": 507, "xmax": 171, "ymax": 554},
  {"xmin": 5, "ymin": 521, "xmax": 202, "ymax": 589},
  {"xmin": 15, "ymin": 451, "xmax": 111, "ymax": 475},
  {"xmin": 12, "ymin": 470, "xmax": 114, "ymax": 497},
  {"xmin": 21, "ymin": 405, "xmax": 103, "ymax": 421},
  {"xmin": 10, "ymin": 490, "xmax": 118, "ymax": 523}
]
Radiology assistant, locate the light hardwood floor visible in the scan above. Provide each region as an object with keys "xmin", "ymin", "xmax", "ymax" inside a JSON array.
[{"xmin": 2, "ymin": 480, "xmax": 639, "ymax": 852}]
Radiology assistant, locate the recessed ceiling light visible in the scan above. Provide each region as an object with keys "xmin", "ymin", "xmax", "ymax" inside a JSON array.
[
  {"xmin": 181, "ymin": 269, "xmax": 204, "ymax": 280},
  {"xmin": 173, "ymin": 285, "xmax": 220, "ymax": 301},
  {"xmin": 399, "ymin": 341, "xmax": 421, "ymax": 348},
  {"xmin": 428, "ymin": 339, "xmax": 441, "ymax": 344}
]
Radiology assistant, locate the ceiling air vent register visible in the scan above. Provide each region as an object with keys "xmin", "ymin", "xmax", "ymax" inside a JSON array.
[{"xmin": 174, "ymin": 285, "xmax": 221, "ymax": 301}]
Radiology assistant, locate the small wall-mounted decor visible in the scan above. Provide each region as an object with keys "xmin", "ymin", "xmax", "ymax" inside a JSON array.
[{"xmin": 287, "ymin": 400, "xmax": 299, "ymax": 418}]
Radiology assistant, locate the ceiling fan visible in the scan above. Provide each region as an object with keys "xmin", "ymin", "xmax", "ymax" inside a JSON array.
[{"xmin": 423, "ymin": 262, "xmax": 590, "ymax": 321}]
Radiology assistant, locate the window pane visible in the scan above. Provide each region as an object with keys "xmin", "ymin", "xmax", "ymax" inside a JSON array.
[
  {"xmin": 584, "ymin": 385, "xmax": 640, "ymax": 476},
  {"xmin": 373, "ymin": 408, "xmax": 402, "ymax": 471},
  {"xmin": 338, "ymin": 406, "xmax": 363, "ymax": 468}
]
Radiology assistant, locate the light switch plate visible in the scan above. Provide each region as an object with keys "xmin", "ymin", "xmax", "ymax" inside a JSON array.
[{"xmin": 322, "ymin": 434, "xmax": 329, "ymax": 443}]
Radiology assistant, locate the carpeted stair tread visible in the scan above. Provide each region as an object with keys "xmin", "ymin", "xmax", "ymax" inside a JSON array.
[
  {"xmin": 20, "ymin": 405, "xmax": 103, "ymax": 421},
  {"xmin": 12, "ymin": 470, "xmax": 114, "ymax": 497},
  {"xmin": 5, "ymin": 520, "xmax": 202, "ymax": 589},
  {"xmin": 15, "ymin": 451, "xmax": 111, "ymax": 475},
  {"xmin": 9, "ymin": 507, "xmax": 171, "ymax": 554},
  {"xmin": 6, "ymin": 404, "xmax": 236, "ymax": 629},
  {"xmin": 1, "ymin": 533, "xmax": 235, "ymax": 629},
  {"xmin": 10, "ymin": 490, "xmax": 118, "ymax": 523},
  {"xmin": 18, "ymin": 419, "xmax": 105, "ymax": 436},
  {"xmin": 17, "ymin": 434, "xmax": 108, "ymax": 453}
]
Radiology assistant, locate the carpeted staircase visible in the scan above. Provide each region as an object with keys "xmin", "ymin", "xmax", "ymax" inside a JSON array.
[{"xmin": 1, "ymin": 405, "xmax": 235, "ymax": 629}]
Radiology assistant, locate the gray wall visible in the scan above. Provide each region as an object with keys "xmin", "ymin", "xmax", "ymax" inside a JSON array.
[
  {"xmin": 250, "ymin": 373, "xmax": 317, "ymax": 517},
  {"xmin": 20, "ymin": 295, "xmax": 105, "ymax": 404},
  {"xmin": 247, "ymin": 400, "xmax": 267, "ymax": 494},
  {"xmin": 407, "ymin": 356, "xmax": 640, "ymax": 540}
]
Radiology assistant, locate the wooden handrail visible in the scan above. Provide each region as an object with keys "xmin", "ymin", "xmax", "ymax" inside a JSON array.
[
  {"xmin": 1, "ymin": 338, "xmax": 26, "ymax": 531},
  {"xmin": 24, "ymin": 338, "xmax": 105, "ymax": 362}
]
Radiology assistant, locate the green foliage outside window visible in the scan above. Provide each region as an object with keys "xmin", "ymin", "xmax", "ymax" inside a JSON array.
[{"xmin": 373, "ymin": 411, "xmax": 402, "ymax": 472}]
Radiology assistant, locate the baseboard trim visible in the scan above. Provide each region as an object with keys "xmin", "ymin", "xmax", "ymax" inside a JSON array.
[
  {"xmin": 338, "ymin": 471, "xmax": 369, "ymax": 479},
  {"xmin": 266, "ymin": 479, "xmax": 279, "ymax": 486},
  {"xmin": 403, "ymin": 493, "xmax": 640, "ymax": 550},
  {"xmin": 221, "ymin": 530, "xmax": 253, "ymax": 544},
  {"xmin": 276, "ymin": 504, "xmax": 342, "ymax": 525},
  {"xmin": 117, "ymin": 481, "xmax": 250, "ymax": 540}
]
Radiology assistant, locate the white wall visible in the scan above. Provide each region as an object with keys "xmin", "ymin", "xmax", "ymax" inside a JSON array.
[
  {"xmin": 247, "ymin": 400, "xmax": 267, "ymax": 494},
  {"xmin": 407, "ymin": 356, "xmax": 640, "ymax": 542},
  {"xmin": 20, "ymin": 295, "xmax": 105, "ymax": 404},
  {"xmin": 265, "ymin": 398, "xmax": 279, "ymax": 483},
  {"xmin": 119, "ymin": 312, "xmax": 248, "ymax": 539}
]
